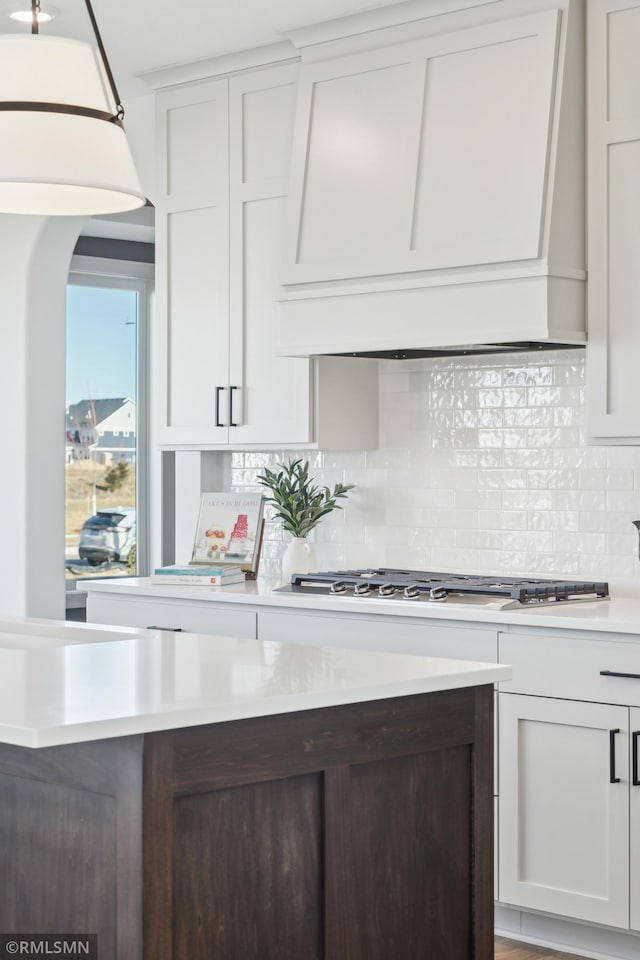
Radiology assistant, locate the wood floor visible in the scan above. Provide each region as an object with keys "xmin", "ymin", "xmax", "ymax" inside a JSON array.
[{"xmin": 495, "ymin": 937, "xmax": 593, "ymax": 959}]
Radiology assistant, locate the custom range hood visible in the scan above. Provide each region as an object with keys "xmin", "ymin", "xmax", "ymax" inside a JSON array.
[{"xmin": 277, "ymin": 0, "xmax": 585, "ymax": 359}]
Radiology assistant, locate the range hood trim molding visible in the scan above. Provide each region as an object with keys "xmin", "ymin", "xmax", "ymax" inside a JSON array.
[
  {"xmin": 279, "ymin": 262, "xmax": 587, "ymax": 300},
  {"xmin": 278, "ymin": 273, "xmax": 585, "ymax": 358}
]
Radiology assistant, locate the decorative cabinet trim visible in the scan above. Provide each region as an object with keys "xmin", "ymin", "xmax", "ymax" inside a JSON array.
[{"xmin": 586, "ymin": 0, "xmax": 640, "ymax": 440}]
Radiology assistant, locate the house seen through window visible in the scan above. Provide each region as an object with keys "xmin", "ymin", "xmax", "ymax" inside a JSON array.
[{"xmin": 65, "ymin": 282, "xmax": 140, "ymax": 581}]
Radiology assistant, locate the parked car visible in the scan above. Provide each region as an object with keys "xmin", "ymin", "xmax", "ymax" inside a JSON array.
[{"xmin": 79, "ymin": 508, "xmax": 136, "ymax": 566}]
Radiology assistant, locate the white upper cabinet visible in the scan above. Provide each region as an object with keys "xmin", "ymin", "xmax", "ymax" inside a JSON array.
[
  {"xmin": 283, "ymin": 12, "xmax": 559, "ymax": 284},
  {"xmin": 278, "ymin": 1, "xmax": 586, "ymax": 358},
  {"xmin": 227, "ymin": 68, "xmax": 311, "ymax": 446},
  {"xmin": 586, "ymin": 0, "xmax": 640, "ymax": 441},
  {"xmin": 156, "ymin": 79, "xmax": 230, "ymax": 442},
  {"xmin": 154, "ymin": 64, "xmax": 378, "ymax": 450}
]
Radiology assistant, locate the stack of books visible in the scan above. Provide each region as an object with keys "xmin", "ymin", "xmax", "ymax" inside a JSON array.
[{"xmin": 150, "ymin": 564, "xmax": 246, "ymax": 586}]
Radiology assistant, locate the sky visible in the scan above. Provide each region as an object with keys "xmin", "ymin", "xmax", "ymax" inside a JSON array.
[{"xmin": 66, "ymin": 285, "xmax": 138, "ymax": 406}]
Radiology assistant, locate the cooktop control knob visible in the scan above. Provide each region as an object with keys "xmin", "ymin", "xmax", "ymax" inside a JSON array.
[
  {"xmin": 403, "ymin": 584, "xmax": 421, "ymax": 600},
  {"xmin": 329, "ymin": 580, "xmax": 347, "ymax": 594},
  {"xmin": 378, "ymin": 583, "xmax": 397, "ymax": 598},
  {"xmin": 429, "ymin": 586, "xmax": 448, "ymax": 602},
  {"xmin": 354, "ymin": 582, "xmax": 371, "ymax": 596}
]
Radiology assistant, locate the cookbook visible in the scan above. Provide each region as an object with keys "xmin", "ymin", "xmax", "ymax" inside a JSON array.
[{"xmin": 190, "ymin": 493, "xmax": 265, "ymax": 574}]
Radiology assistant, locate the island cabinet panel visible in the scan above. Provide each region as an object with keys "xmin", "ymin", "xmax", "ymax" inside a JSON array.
[
  {"xmin": 0, "ymin": 736, "xmax": 143, "ymax": 960},
  {"xmin": 143, "ymin": 686, "xmax": 494, "ymax": 960},
  {"xmin": 173, "ymin": 774, "xmax": 323, "ymax": 959},
  {"xmin": 324, "ymin": 748, "xmax": 472, "ymax": 960}
]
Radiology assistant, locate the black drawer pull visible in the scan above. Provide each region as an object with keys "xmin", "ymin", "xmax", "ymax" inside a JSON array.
[
  {"xmin": 215, "ymin": 386, "xmax": 225, "ymax": 427},
  {"xmin": 600, "ymin": 670, "xmax": 640, "ymax": 680},
  {"xmin": 633, "ymin": 731, "xmax": 640, "ymax": 787},
  {"xmin": 146, "ymin": 625, "xmax": 182, "ymax": 631},
  {"xmin": 229, "ymin": 385, "xmax": 239, "ymax": 427},
  {"xmin": 610, "ymin": 728, "xmax": 621, "ymax": 784}
]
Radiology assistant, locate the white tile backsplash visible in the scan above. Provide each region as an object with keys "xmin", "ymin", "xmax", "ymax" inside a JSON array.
[{"xmin": 227, "ymin": 349, "xmax": 640, "ymax": 581}]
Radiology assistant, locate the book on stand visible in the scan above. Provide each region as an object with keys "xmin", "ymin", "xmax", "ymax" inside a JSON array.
[
  {"xmin": 190, "ymin": 493, "xmax": 265, "ymax": 576},
  {"xmin": 151, "ymin": 563, "xmax": 245, "ymax": 586}
]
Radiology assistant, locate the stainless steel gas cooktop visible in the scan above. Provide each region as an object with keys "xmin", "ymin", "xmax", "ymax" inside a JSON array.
[{"xmin": 275, "ymin": 568, "xmax": 610, "ymax": 609}]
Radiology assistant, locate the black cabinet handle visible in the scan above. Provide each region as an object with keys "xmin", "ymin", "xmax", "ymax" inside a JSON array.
[
  {"xmin": 609, "ymin": 728, "xmax": 621, "ymax": 783},
  {"xmin": 633, "ymin": 731, "xmax": 640, "ymax": 787},
  {"xmin": 229, "ymin": 385, "xmax": 239, "ymax": 427},
  {"xmin": 146, "ymin": 625, "xmax": 182, "ymax": 632},
  {"xmin": 215, "ymin": 386, "xmax": 225, "ymax": 427},
  {"xmin": 600, "ymin": 670, "xmax": 640, "ymax": 680}
]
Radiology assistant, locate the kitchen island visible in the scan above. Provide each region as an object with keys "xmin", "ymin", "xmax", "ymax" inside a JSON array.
[{"xmin": 0, "ymin": 618, "xmax": 509, "ymax": 960}]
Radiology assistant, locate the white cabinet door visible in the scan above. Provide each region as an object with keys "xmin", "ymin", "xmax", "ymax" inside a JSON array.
[
  {"xmin": 155, "ymin": 79, "xmax": 230, "ymax": 446},
  {"xmin": 283, "ymin": 10, "xmax": 559, "ymax": 285},
  {"xmin": 499, "ymin": 693, "xmax": 629, "ymax": 929},
  {"xmin": 227, "ymin": 66, "xmax": 312, "ymax": 444},
  {"xmin": 587, "ymin": 0, "xmax": 640, "ymax": 440},
  {"xmin": 155, "ymin": 67, "xmax": 310, "ymax": 447},
  {"xmin": 155, "ymin": 65, "xmax": 378, "ymax": 450},
  {"xmin": 631, "ymin": 707, "xmax": 640, "ymax": 931}
]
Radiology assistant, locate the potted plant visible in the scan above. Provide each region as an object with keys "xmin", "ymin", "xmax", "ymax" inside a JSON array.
[{"xmin": 257, "ymin": 458, "xmax": 354, "ymax": 581}]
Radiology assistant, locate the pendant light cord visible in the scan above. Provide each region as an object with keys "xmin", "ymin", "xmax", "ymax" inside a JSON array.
[
  {"xmin": 83, "ymin": 0, "xmax": 125, "ymax": 120},
  {"xmin": 31, "ymin": 0, "xmax": 39, "ymax": 35}
]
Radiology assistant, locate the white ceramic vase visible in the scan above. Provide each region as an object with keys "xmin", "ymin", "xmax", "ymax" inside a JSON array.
[{"xmin": 281, "ymin": 537, "xmax": 317, "ymax": 583}]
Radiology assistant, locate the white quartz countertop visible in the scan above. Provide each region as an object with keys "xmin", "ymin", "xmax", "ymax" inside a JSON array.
[
  {"xmin": 79, "ymin": 576, "xmax": 640, "ymax": 635},
  {"xmin": 0, "ymin": 616, "xmax": 509, "ymax": 749}
]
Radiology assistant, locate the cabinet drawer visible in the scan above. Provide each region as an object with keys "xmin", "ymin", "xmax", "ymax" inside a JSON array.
[
  {"xmin": 87, "ymin": 595, "xmax": 257, "ymax": 639},
  {"xmin": 499, "ymin": 632, "xmax": 640, "ymax": 706},
  {"xmin": 259, "ymin": 610, "xmax": 498, "ymax": 661}
]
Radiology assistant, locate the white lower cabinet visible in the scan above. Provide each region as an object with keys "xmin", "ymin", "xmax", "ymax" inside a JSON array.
[
  {"xmin": 498, "ymin": 693, "xmax": 630, "ymax": 929},
  {"xmin": 631, "ymin": 707, "xmax": 640, "ymax": 932},
  {"xmin": 498, "ymin": 628, "xmax": 640, "ymax": 936},
  {"xmin": 87, "ymin": 593, "xmax": 257, "ymax": 639}
]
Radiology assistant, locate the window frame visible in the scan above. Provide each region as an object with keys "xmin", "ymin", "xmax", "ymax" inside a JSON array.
[{"xmin": 66, "ymin": 255, "xmax": 154, "ymax": 595}]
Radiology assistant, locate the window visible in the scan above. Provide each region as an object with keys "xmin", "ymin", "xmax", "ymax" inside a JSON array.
[{"xmin": 65, "ymin": 256, "xmax": 152, "ymax": 586}]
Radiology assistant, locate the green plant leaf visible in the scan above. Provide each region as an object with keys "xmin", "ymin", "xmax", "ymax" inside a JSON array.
[{"xmin": 257, "ymin": 459, "xmax": 355, "ymax": 538}]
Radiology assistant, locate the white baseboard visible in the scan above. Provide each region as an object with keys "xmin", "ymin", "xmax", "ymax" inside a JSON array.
[{"xmin": 495, "ymin": 905, "xmax": 640, "ymax": 960}]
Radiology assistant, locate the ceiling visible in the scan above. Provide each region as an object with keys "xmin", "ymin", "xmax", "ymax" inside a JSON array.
[{"xmin": 0, "ymin": 0, "xmax": 409, "ymax": 98}]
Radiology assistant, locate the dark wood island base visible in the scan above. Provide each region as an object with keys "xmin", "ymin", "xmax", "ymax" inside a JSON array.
[{"xmin": 0, "ymin": 684, "xmax": 493, "ymax": 960}]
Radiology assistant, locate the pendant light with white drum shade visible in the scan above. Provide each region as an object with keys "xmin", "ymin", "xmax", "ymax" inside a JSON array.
[{"xmin": 0, "ymin": 0, "xmax": 145, "ymax": 215}]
